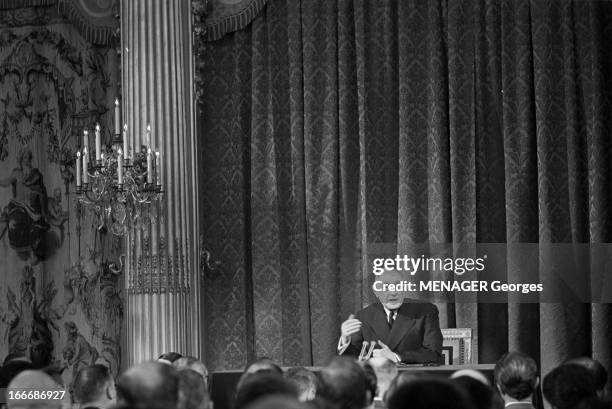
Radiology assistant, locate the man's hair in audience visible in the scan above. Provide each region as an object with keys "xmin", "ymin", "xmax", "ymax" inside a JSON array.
[
  {"xmin": 357, "ymin": 362, "xmax": 377, "ymax": 405},
  {"xmin": 383, "ymin": 372, "xmax": 418, "ymax": 405},
  {"xmin": 284, "ymin": 367, "xmax": 318, "ymax": 401},
  {"xmin": 234, "ymin": 372, "xmax": 298, "ymax": 409},
  {"xmin": 317, "ymin": 357, "xmax": 369, "ymax": 409},
  {"xmin": 159, "ymin": 352, "xmax": 183, "ymax": 363},
  {"xmin": 387, "ymin": 378, "xmax": 473, "ymax": 409},
  {"xmin": 73, "ymin": 364, "xmax": 112, "ymax": 403},
  {"xmin": 454, "ymin": 375, "xmax": 504, "ymax": 409},
  {"xmin": 116, "ymin": 362, "xmax": 179, "ymax": 409},
  {"xmin": 494, "ymin": 352, "xmax": 539, "ymax": 400},
  {"xmin": 244, "ymin": 358, "xmax": 283, "ymax": 375},
  {"xmin": 564, "ymin": 358, "xmax": 608, "ymax": 393},
  {"xmin": 543, "ymin": 364, "xmax": 597, "ymax": 409},
  {"xmin": 237, "ymin": 358, "xmax": 283, "ymax": 391},
  {"xmin": 177, "ymin": 369, "xmax": 210, "ymax": 409}
]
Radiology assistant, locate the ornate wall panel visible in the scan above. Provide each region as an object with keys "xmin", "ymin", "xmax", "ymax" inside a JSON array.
[{"xmin": 0, "ymin": 1, "xmax": 121, "ymax": 385}]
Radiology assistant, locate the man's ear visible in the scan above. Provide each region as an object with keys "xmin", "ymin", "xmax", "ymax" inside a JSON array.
[{"xmin": 534, "ymin": 376, "xmax": 540, "ymax": 389}]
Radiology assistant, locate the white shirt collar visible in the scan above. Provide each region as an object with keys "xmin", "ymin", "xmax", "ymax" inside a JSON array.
[{"xmin": 383, "ymin": 306, "xmax": 398, "ymax": 317}]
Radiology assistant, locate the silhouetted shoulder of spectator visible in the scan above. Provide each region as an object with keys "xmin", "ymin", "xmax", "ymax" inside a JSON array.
[
  {"xmin": 234, "ymin": 372, "xmax": 298, "ymax": 409},
  {"xmin": 454, "ymin": 375, "xmax": 504, "ymax": 409},
  {"xmin": 284, "ymin": 367, "xmax": 319, "ymax": 402},
  {"xmin": 543, "ymin": 364, "xmax": 598, "ymax": 409},
  {"xmin": 386, "ymin": 378, "xmax": 474, "ymax": 409}
]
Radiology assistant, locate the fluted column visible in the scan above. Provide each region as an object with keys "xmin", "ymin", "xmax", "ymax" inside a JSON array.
[{"xmin": 121, "ymin": 0, "xmax": 200, "ymax": 366}]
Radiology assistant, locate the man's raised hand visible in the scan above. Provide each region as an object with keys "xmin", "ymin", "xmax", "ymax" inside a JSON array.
[{"xmin": 340, "ymin": 314, "xmax": 362, "ymax": 343}]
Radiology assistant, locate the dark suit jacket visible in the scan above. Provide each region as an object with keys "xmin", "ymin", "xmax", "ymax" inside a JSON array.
[{"xmin": 343, "ymin": 301, "xmax": 443, "ymax": 364}]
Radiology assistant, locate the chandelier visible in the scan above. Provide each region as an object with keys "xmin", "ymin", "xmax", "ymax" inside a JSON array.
[{"xmin": 75, "ymin": 99, "xmax": 164, "ymax": 236}]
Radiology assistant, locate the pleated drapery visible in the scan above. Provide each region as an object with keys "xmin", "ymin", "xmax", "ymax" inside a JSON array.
[{"xmin": 197, "ymin": 0, "xmax": 612, "ymax": 388}]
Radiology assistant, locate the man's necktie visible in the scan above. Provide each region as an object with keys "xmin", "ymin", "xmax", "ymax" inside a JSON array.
[{"xmin": 388, "ymin": 310, "xmax": 396, "ymax": 328}]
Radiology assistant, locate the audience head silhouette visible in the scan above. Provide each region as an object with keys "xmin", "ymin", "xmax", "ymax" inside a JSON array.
[
  {"xmin": 454, "ymin": 374, "xmax": 504, "ymax": 409},
  {"xmin": 564, "ymin": 357, "xmax": 608, "ymax": 398},
  {"xmin": 237, "ymin": 357, "xmax": 284, "ymax": 391},
  {"xmin": 543, "ymin": 364, "xmax": 598, "ymax": 409},
  {"xmin": 177, "ymin": 368, "xmax": 211, "ymax": 409},
  {"xmin": 73, "ymin": 364, "xmax": 116, "ymax": 409},
  {"xmin": 7, "ymin": 370, "xmax": 62, "ymax": 409},
  {"xmin": 116, "ymin": 361, "xmax": 179, "ymax": 409},
  {"xmin": 386, "ymin": 378, "xmax": 473, "ymax": 409},
  {"xmin": 234, "ymin": 371, "xmax": 298, "ymax": 409},
  {"xmin": 494, "ymin": 352, "xmax": 539, "ymax": 402},
  {"xmin": 284, "ymin": 367, "xmax": 318, "ymax": 402},
  {"xmin": 383, "ymin": 371, "xmax": 418, "ymax": 406},
  {"xmin": 317, "ymin": 357, "xmax": 369, "ymax": 409}
]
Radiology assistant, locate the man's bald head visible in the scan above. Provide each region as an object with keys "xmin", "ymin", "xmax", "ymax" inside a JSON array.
[
  {"xmin": 7, "ymin": 370, "xmax": 62, "ymax": 409},
  {"xmin": 116, "ymin": 362, "xmax": 179, "ymax": 409}
]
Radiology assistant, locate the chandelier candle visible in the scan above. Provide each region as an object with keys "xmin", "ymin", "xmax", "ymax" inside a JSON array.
[
  {"xmin": 117, "ymin": 149, "xmax": 124, "ymax": 185},
  {"xmin": 76, "ymin": 151, "xmax": 82, "ymax": 187},
  {"xmin": 95, "ymin": 124, "xmax": 101, "ymax": 161},
  {"xmin": 115, "ymin": 98, "xmax": 121, "ymax": 135},
  {"xmin": 123, "ymin": 124, "xmax": 129, "ymax": 160},
  {"xmin": 155, "ymin": 151, "xmax": 161, "ymax": 186},
  {"xmin": 147, "ymin": 148, "xmax": 153, "ymax": 184},
  {"xmin": 83, "ymin": 129, "xmax": 89, "ymax": 152},
  {"xmin": 82, "ymin": 147, "xmax": 89, "ymax": 184}
]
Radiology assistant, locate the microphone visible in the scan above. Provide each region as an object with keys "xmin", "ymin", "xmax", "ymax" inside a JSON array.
[
  {"xmin": 364, "ymin": 341, "xmax": 376, "ymax": 360},
  {"xmin": 358, "ymin": 341, "xmax": 369, "ymax": 361}
]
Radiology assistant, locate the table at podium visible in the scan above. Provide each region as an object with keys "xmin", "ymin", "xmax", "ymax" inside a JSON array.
[{"xmin": 209, "ymin": 364, "xmax": 495, "ymax": 409}]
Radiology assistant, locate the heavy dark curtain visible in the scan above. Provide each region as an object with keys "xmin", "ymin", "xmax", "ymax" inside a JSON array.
[{"xmin": 197, "ymin": 0, "xmax": 612, "ymax": 382}]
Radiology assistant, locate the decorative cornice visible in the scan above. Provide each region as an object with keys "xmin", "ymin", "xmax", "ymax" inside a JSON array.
[
  {"xmin": 56, "ymin": 0, "xmax": 119, "ymax": 46},
  {"xmin": 0, "ymin": 0, "xmax": 119, "ymax": 46},
  {"xmin": 0, "ymin": 0, "xmax": 54, "ymax": 9}
]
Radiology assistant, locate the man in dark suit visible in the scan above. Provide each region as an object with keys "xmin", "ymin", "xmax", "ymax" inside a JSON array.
[{"xmin": 338, "ymin": 270, "xmax": 443, "ymax": 364}]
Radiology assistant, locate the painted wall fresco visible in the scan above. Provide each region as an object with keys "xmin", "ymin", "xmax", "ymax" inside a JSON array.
[{"xmin": 0, "ymin": 3, "xmax": 122, "ymax": 386}]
